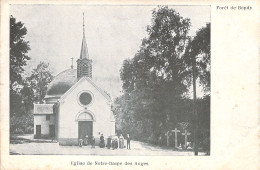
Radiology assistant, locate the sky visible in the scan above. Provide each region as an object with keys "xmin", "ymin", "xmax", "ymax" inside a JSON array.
[{"xmin": 10, "ymin": 5, "xmax": 210, "ymax": 100}]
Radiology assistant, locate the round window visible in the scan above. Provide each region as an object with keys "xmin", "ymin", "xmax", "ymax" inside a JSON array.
[{"xmin": 79, "ymin": 92, "xmax": 92, "ymax": 106}]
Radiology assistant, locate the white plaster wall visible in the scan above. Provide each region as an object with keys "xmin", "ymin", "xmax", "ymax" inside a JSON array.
[
  {"xmin": 59, "ymin": 79, "xmax": 115, "ymax": 139},
  {"xmin": 34, "ymin": 114, "xmax": 55, "ymax": 135},
  {"xmin": 111, "ymin": 121, "xmax": 116, "ymax": 136}
]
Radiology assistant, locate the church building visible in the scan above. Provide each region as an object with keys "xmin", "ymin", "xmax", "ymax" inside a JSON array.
[{"xmin": 33, "ymin": 16, "xmax": 115, "ymax": 145}]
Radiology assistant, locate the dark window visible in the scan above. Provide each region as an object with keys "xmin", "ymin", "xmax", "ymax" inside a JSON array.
[
  {"xmin": 36, "ymin": 125, "xmax": 41, "ymax": 138},
  {"xmin": 46, "ymin": 115, "xmax": 50, "ymax": 121},
  {"xmin": 79, "ymin": 92, "xmax": 92, "ymax": 106}
]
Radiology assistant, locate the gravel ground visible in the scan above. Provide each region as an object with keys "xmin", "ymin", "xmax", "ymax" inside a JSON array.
[{"xmin": 10, "ymin": 140, "xmax": 206, "ymax": 156}]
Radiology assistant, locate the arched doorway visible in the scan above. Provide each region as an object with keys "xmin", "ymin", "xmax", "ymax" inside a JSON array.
[{"xmin": 76, "ymin": 111, "xmax": 95, "ymax": 140}]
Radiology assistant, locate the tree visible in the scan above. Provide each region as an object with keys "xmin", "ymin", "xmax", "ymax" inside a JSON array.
[
  {"xmin": 10, "ymin": 62, "xmax": 54, "ymax": 134},
  {"xmin": 10, "ymin": 16, "xmax": 31, "ymax": 118},
  {"xmin": 121, "ymin": 6, "xmax": 191, "ymax": 93},
  {"xmin": 183, "ymin": 23, "xmax": 210, "ymax": 155},
  {"xmin": 117, "ymin": 6, "xmax": 193, "ymax": 144},
  {"xmin": 27, "ymin": 62, "xmax": 54, "ymax": 103},
  {"xmin": 115, "ymin": 7, "xmax": 210, "ymax": 154},
  {"xmin": 143, "ymin": 6, "xmax": 191, "ymax": 91},
  {"xmin": 10, "ymin": 80, "xmax": 35, "ymax": 117},
  {"xmin": 10, "ymin": 15, "xmax": 30, "ymax": 92},
  {"xmin": 184, "ymin": 23, "xmax": 211, "ymax": 93}
]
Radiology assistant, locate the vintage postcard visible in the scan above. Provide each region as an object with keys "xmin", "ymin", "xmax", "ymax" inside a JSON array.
[{"xmin": 0, "ymin": 0, "xmax": 259, "ymax": 169}]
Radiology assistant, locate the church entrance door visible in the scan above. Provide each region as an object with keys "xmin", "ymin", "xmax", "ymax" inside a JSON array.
[{"xmin": 78, "ymin": 121, "xmax": 93, "ymax": 140}]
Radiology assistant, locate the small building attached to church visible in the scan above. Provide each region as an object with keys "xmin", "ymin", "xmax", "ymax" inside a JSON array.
[{"xmin": 33, "ymin": 20, "xmax": 115, "ymax": 145}]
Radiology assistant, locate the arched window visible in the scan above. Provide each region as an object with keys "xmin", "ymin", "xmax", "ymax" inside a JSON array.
[
  {"xmin": 77, "ymin": 112, "xmax": 93, "ymax": 121},
  {"xmin": 76, "ymin": 110, "xmax": 96, "ymax": 121}
]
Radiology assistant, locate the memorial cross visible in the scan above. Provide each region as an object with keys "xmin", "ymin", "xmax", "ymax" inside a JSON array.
[
  {"xmin": 172, "ymin": 128, "xmax": 180, "ymax": 148},
  {"xmin": 182, "ymin": 130, "xmax": 191, "ymax": 149}
]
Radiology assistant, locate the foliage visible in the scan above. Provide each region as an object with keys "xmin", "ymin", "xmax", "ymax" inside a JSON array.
[
  {"xmin": 27, "ymin": 62, "xmax": 54, "ymax": 103},
  {"xmin": 184, "ymin": 23, "xmax": 211, "ymax": 93},
  {"xmin": 197, "ymin": 95, "xmax": 210, "ymax": 153},
  {"xmin": 114, "ymin": 6, "xmax": 210, "ymax": 153},
  {"xmin": 10, "ymin": 62, "xmax": 54, "ymax": 134},
  {"xmin": 9, "ymin": 16, "xmax": 54, "ymax": 134},
  {"xmin": 10, "ymin": 113, "xmax": 34, "ymax": 134},
  {"xmin": 10, "ymin": 15, "xmax": 32, "ymax": 117},
  {"xmin": 10, "ymin": 15, "xmax": 30, "ymax": 92},
  {"xmin": 121, "ymin": 6, "xmax": 191, "ymax": 95},
  {"xmin": 10, "ymin": 81, "xmax": 35, "ymax": 118},
  {"xmin": 116, "ymin": 6, "xmax": 192, "ymax": 141}
]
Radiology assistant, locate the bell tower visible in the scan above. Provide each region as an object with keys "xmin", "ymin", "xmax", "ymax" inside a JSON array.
[{"xmin": 77, "ymin": 13, "xmax": 92, "ymax": 80}]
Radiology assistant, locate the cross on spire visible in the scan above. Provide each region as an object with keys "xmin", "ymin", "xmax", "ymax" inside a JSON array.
[
  {"xmin": 83, "ymin": 12, "xmax": 85, "ymax": 34},
  {"xmin": 71, "ymin": 57, "xmax": 74, "ymax": 69}
]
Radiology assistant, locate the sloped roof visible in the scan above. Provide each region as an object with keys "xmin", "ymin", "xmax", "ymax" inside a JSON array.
[
  {"xmin": 45, "ymin": 69, "xmax": 111, "ymax": 102},
  {"xmin": 46, "ymin": 69, "xmax": 77, "ymax": 97},
  {"xmin": 60, "ymin": 77, "xmax": 112, "ymax": 103},
  {"xmin": 34, "ymin": 104, "xmax": 54, "ymax": 114}
]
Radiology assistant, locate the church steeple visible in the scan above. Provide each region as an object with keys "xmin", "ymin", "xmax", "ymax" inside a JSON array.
[
  {"xmin": 80, "ymin": 13, "xmax": 89, "ymax": 59},
  {"xmin": 77, "ymin": 13, "xmax": 92, "ymax": 80}
]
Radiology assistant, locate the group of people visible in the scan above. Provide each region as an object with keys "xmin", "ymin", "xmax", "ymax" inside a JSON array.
[
  {"xmin": 78, "ymin": 135, "xmax": 96, "ymax": 148},
  {"xmin": 107, "ymin": 134, "xmax": 129, "ymax": 150},
  {"xmin": 78, "ymin": 134, "xmax": 131, "ymax": 150},
  {"xmin": 176, "ymin": 143, "xmax": 192, "ymax": 150}
]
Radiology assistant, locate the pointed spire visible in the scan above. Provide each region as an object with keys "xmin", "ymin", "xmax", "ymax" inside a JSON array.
[
  {"xmin": 80, "ymin": 12, "xmax": 89, "ymax": 59},
  {"xmin": 77, "ymin": 12, "xmax": 92, "ymax": 79}
]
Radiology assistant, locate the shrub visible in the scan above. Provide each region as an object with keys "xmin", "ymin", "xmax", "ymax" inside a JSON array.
[{"xmin": 10, "ymin": 114, "xmax": 33, "ymax": 134}]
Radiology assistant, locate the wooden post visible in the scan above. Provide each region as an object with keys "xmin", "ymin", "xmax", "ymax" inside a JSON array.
[
  {"xmin": 39, "ymin": 71, "xmax": 42, "ymax": 103},
  {"xmin": 182, "ymin": 130, "xmax": 191, "ymax": 149},
  {"xmin": 172, "ymin": 128, "xmax": 180, "ymax": 148},
  {"xmin": 166, "ymin": 131, "xmax": 170, "ymax": 146}
]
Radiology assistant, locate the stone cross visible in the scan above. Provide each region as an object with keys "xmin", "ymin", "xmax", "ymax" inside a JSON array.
[
  {"xmin": 182, "ymin": 130, "xmax": 191, "ymax": 149},
  {"xmin": 172, "ymin": 128, "xmax": 180, "ymax": 148}
]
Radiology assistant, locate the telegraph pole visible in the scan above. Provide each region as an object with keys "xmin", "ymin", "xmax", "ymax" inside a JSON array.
[
  {"xmin": 192, "ymin": 49, "xmax": 198, "ymax": 156},
  {"xmin": 39, "ymin": 71, "xmax": 42, "ymax": 104}
]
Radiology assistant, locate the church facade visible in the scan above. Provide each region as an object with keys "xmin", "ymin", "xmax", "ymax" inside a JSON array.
[{"xmin": 33, "ymin": 20, "xmax": 115, "ymax": 145}]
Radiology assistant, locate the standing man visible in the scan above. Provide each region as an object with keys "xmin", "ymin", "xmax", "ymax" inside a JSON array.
[
  {"xmin": 107, "ymin": 136, "xmax": 112, "ymax": 149},
  {"xmin": 99, "ymin": 134, "xmax": 105, "ymax": 148},
  {"xmin": 83, "ymin": 135, "xmax": 88, "ymax": 146},
  {"xmin": 126, "ymin": 134, "xmax": 131, "ymax": 150},
  {"xmin": 91, "ymin": 136, "xmax": 95, "ymax": 148}
]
